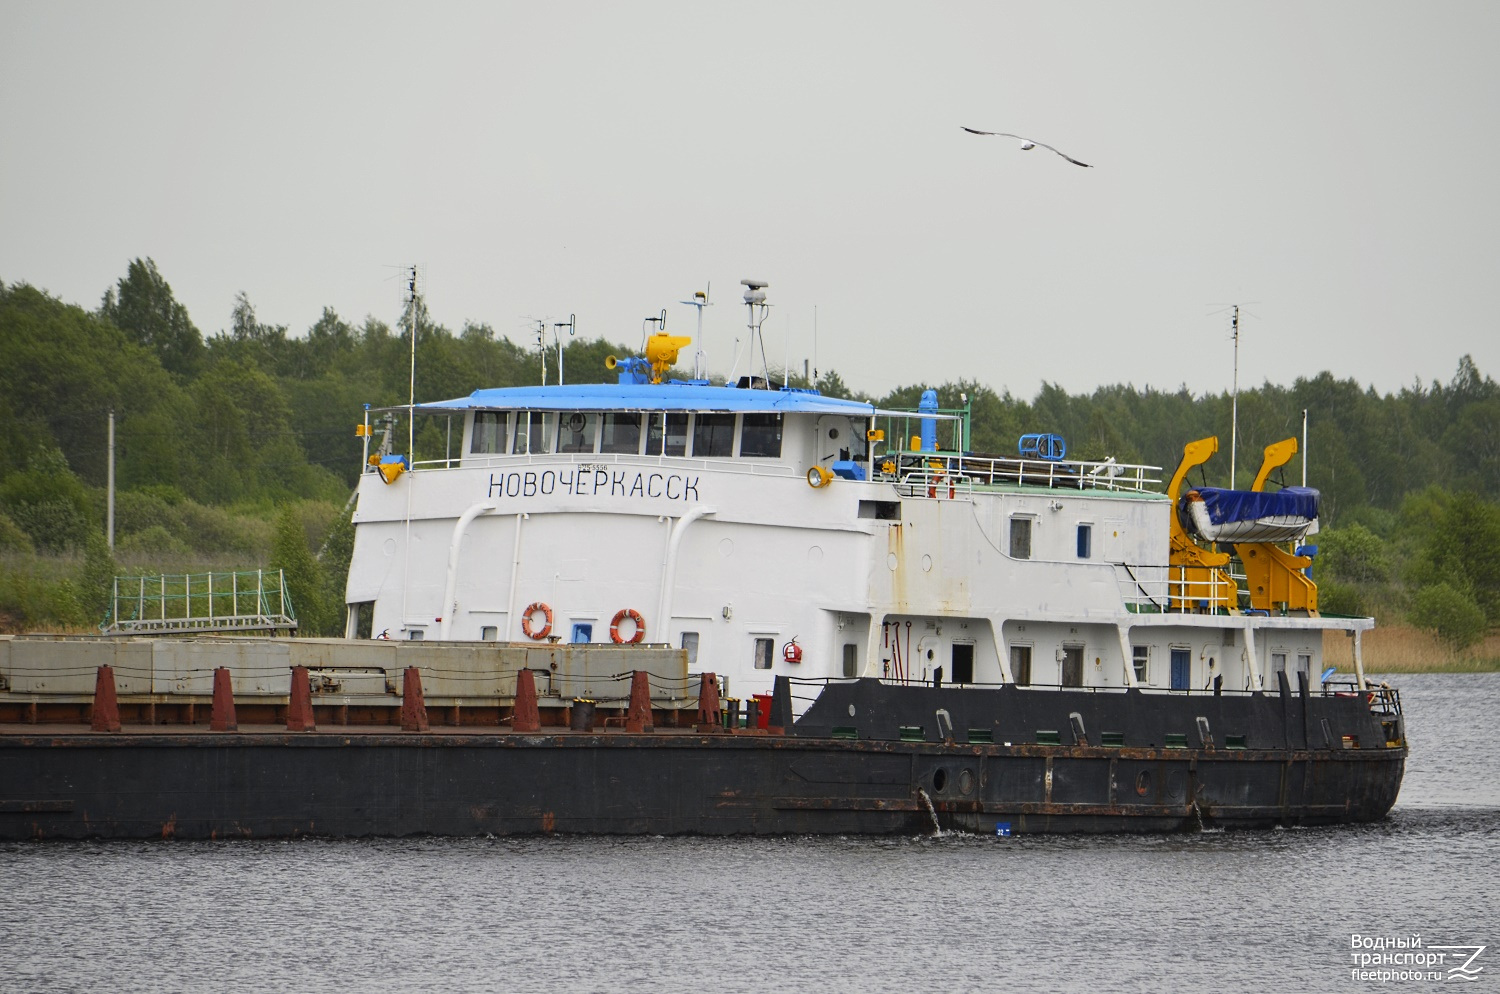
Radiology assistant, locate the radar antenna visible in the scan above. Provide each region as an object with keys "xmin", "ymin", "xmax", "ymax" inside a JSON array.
[{"xmin": 740, "ymin": 279, "xmax": 771, "ymax": 389}]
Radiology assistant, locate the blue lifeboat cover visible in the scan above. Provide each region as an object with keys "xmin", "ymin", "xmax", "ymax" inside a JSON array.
[{"xmin": 1185, "ymin": 486, "xmax": 1320, "ymax": 525}]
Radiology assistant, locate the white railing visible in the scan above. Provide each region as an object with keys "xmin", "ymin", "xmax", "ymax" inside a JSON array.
[
  {"xmin": 103, "ymin": 569, "xmax": 298, "ymax": 635},
  {"xmin": 1115, "ymin": 564, "xmax": 1238, "ymax": 614},
  {"xmin": 880, "ymin": 451, "xmax": 1161, "ymax": 495},
  {"xmin": 891, "ymin": 469, "xmax": 975, "ymax": 499}
]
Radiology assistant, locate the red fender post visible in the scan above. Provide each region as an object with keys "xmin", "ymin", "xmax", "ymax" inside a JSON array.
[
  {"xmin": 90, "ymin": 665, "xmax": 121, "ymax": 733},
  {"xmin": 210, "ymin": 667, "xmax": 237, "ymax": 732},
  {"xmin": 694, "ymin": 672, "xmax": 722, "ymax": 732},
  {"xmin": 286, "ymin": 665, "xmax": 316, "ymax": 732},
  {"xmin": 625, "ymin": 670, "xmax": 654, "ymax": 733},
  {"xmin": 512, "ymin": 668, "xmax": 541, "ymax": 733},
  {"xmin": 401, "ymin": 666, "xmax": 429, "ymax": 732}
]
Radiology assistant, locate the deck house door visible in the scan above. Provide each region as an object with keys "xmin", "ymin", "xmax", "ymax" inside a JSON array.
[
  {"xmin": 1170, "ymin": 648, "xmax": 1191, "ymax": 690},
  {"xmin": 1061, "ymin": 645, "xmax": 1084, "ymax": 687}
]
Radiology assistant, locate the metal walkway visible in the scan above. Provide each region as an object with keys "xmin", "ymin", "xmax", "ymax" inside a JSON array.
[{"xmin": 102, "ymin": 569, "xmax": 298, "ymax": 636}]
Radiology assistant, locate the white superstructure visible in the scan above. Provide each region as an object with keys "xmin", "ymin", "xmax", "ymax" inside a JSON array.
[{"xmin": 344, "ymin": 358, "xmax": 1370, "ymax": 702}]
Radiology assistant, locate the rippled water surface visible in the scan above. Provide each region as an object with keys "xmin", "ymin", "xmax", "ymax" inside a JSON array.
[{"xmin": 3, "ymin": 672, "xmax": 1497, "ymax": 993}]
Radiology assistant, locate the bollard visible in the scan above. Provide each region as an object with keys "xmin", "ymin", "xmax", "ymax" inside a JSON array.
[
  {"xmin": 512, "ymin": 668, "xmax": 541, "ymax": 732},
  {"xmin": 90, "ymin": 665, "xmax": 121, "ymax": 733},
  {"xmin": 401, "ymin": 666, "xmax": 429, "ymax": 732},
  {"xmin": 725, "ymin": 697, "xmax": 741, "ymax": 730},
  {"xmin": 570, "ymin": 698, "xmax": 596, "ymax": 732},
  {"xmin": 625, "ymin": 670, "xmax": 653, "ymax": 733},
  {"xmin": 767, "ymin": 675, "xmax": 794, "ymax": 735},
  {"xmin": 746, "ymin": 697, "xmax": 760, "ymax": 731},
  {"xmin": 210, "ymin": 667, "xmax": 237, "ymax": 732},
  {"xmin": 694, "ymin": 672, "xmax": 721, "ymax": 731},
  {"xmin": 695, "ymin": 673, "xmax": 720, "ymax": 724},
  {"xmin": 286, "ymin": 665, "xmax": 316, "ymax": 732}
]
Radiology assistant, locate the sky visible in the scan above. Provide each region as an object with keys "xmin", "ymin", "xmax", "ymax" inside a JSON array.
[{"xmin": 3, "ymin": 1, "xmax": 1497, "ymax": 401}]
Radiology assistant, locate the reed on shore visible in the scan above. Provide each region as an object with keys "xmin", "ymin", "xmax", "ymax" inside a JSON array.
[{"xmin": 1323, "ymin": 626, "xmax": 1500, "ymax": 673}]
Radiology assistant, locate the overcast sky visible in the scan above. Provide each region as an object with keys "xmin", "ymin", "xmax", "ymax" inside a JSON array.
[{"xmin": 3, "ymin": 1, "xmax": 1496, "ymax": 400}]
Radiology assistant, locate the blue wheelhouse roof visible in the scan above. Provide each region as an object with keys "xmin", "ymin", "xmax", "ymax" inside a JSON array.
[{"xmin": 414, "ymin": 382, "xmax": 880, "ymax": 417}]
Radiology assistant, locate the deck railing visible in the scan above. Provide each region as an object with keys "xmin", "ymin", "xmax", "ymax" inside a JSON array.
[
  {"xmin": 878, "ymin": 451, "xmax": 1161, "ymax": 496},
  {"xmin": 102, "ymin": 569, "xmax": 298, "ymax": 636}
]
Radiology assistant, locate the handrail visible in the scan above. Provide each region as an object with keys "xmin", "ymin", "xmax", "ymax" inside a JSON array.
[{"xmin": 877, "ymin": 450, "xmax": 1161, "ymax": 496}]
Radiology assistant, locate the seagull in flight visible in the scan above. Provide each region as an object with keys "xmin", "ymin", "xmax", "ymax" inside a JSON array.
[{"xmin": 961, "ymin": 127, "xmax": 1092, "ymax": 168}]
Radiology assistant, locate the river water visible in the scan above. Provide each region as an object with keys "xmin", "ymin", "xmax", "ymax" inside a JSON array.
[{"xmin": 2, "ymin": 672, "xmax": 1496, "ymax": 993}]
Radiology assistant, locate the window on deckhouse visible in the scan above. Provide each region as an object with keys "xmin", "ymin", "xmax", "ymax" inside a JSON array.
[
  {"xmin": 1010, "ymin": 517, "xmax": 1032, "ymax": 559},
  {"xmin": 739, "ymin": 413, "xmax": 783, "ymax": 457},
  {"xmin": 557, "ymin": 412, "xmax": 598, "ymax": 453},
  {"xmin": 471, "ymin": 411, "xmax": 507, "ymax": 454},
  {"xmin": 647, "ymin": 413, "xmax": 689, "ymax": 456},
  {"xmin": 693, "ymin": 414, "xmax": 735, "ymax": 457},
  {"xmin": 512, "ymin": 413, "xmax": 553, "ymax": 454},
  {"xmin": 600, "ymin": 413, "xmax": 642, "ymax": 454}
]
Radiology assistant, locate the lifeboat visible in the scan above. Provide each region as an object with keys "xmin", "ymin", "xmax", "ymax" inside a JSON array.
[{"xmin": 1179, "ymin": 486, "xmax": 1319, "ymax": 543}]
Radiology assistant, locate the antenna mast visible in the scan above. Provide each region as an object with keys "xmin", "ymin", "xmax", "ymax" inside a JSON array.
[
  {"xmin": 680, "ymin": 285, "xmax": 711, "ymax": 380},
  {"xmin": 553, "ymin": 314, "xmax": 576, "ymax": 385},
  {"xmin": 741, "ymin": 279, "xmax": 770, "ymax": 388},
  {"xmin": 407, "ymin": 266, "xmax": 418, "ymax": 460},
  {"xmin": 813, "ymin": 305, "xmax": 818, "ymax": 390}
]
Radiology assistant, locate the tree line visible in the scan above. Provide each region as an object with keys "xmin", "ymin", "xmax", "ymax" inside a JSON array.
[{"xmin": 0, "ymin": 258, "xmax": 1495, "ymax": 647}]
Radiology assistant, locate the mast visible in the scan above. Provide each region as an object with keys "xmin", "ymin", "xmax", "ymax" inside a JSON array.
[
  {"xmin": 553, "ymin": 314, "xmax": 575, "ymax": 385},
  {"xmin": 680, "ymin": 286, "xmax": 710, "ymax": 380},
  {"xmin": 407, "ymin": 266, "xmax": 418, "ymax": 462},
  {"xmin": 1302, "ymin": 408, "xmax": 1308, "ymax": 486},
  {"xmin": 741, "ymin": 279, "xmax": 770, "ymax": 387}
]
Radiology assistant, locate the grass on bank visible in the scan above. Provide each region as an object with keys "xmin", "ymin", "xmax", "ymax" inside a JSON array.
[{"xmin": 1322, "ymin": 626, "xmax": 1500, "ymax": 673}]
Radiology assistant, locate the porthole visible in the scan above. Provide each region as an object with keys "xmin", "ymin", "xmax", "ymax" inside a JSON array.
[
  {"xmin": 932, "ymin": 768, "xmax": 948, "ymax": 792},
  {"xmin": 958, "ymin": 769, "xmax": 975, "ymax": 795},
  {"xmin": 1135, "ymin": 770, "xmax": 1151, "ymax": 796}
]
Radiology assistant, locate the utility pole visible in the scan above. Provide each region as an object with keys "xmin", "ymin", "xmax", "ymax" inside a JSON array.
[
  {"xmin": 1230, "ymin": 305, "xmax": 1240, "ymax": 490},
  {"xmin": 107, "ymin": 409, "xmax": 115, "ymax": 549}
]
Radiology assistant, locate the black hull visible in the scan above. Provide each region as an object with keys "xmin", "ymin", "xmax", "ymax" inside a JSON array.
[{"xmin": 0, "ymin": 680, "xmax": 1405, "ymax": 840}]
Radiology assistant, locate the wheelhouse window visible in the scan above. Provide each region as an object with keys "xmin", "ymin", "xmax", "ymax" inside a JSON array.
[
  {"xmin": 557, "ymin": 412, "xmax": 598, "ymax": 453},
  {"xmin": 512, "ymin": 412, "xmax": 553, "ymax": 454},
  {"xmin": 600, "ymin": 412, "xmax": 642, "ymax": 454},
  {"xmin": 693, "ymin": 413, "xmax": 736, "ymax": 457},
  {"xmin": 647, "ymin": 413, "xmax": 689, "ymax": 456},
  {"xmin": 471, "ymin": 411, "xmax": 507, "ymax": 454},
  {"xmin": 739, "ymin": 413, "xmax": 783, "ymax": 458},
  {"xmin": 1010, "ymin": 517, "xmax": 1032, "ymax": 559}
]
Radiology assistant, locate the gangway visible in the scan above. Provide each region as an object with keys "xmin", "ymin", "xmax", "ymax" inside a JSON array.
[{"xmin": 102, "ymin": 569, "xmax": 298, "ymax": 636}]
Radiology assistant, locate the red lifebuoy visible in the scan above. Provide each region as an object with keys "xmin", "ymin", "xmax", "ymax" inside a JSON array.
[
  {"xmin": 610, "ymin": 608, "xmax": 645, "ymax": 644},
  {"xmin": 521, "ymin": 602, "xmax": 553, "ymax": 640}
]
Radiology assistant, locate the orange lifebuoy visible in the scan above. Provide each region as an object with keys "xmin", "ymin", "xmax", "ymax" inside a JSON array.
[
  {"xmin": 521, "ymin": 602, "xmax": 553, "ymax": 640},
  {"xmin": 610, "ymin": 608, "xmax": 646, "ymax": 645}
]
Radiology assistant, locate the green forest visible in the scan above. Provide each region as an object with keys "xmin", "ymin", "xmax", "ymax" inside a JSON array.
[{"xmin": 1, "ymin": 259, "xmax": 1497, "ymax": 653}]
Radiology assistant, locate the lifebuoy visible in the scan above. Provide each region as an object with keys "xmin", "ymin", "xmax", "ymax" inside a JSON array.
[
  {"xmin": 610, "ymin": 608, "xmax": 646, "ymax": 644},
  {"xmin": 807, "ymin": 465, "xmax": 833, "ymax": 488},
  {"xmin": 521, "ymin": 602, "xmax": 553, "ymax": 640}
]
